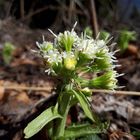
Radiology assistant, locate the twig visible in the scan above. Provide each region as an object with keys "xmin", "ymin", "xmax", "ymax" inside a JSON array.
[
  {"xmin": 2, "ymin": 85, "xmax": 140, "ymax": 96},
  {"xmin": 68, "ymin": 0, "xmax": 75, "ymax": 24},
  {"xmin": 20, "ymin": 0, "xmax": 24, "ymax": 19},
  {"xmin": 6, "ymin": 0, "xmax": 14, "ymax": 18},
  {"xmin": 88, "ymin": 0, "xmax": 99, "ymax": 37},
  {"xmin": 4, "ymin": 86, "xmax": 52, "ymax": 92},
  {"xmin": 92, "ymin": 89, "xmax": 140, "ymax": 96},
  {"xmin": 21, "ymin": 5, "xmax": 84, "ymax": 21}
]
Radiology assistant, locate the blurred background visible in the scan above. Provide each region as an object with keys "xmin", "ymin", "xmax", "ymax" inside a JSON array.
[{"xmin": 0, "ymin": 0, "xmax": 140, "ymax": 140}]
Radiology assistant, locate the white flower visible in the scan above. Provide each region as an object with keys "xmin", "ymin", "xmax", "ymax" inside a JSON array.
[
  {"xmin": 61, "ymin": 51, "xmax": 75, "ymax": 58},
  {"xmin": 36, "ymin": 41, "xmax": 53, "ymax": 52},
  {"xmin": 44, "ymin": 49, "xmax": 62, "ymax": 66},
  {"xmin": 56, "ymin": 30, "xmax": 79, "ymax": 52},
  {"xmin": 35, "ymin": 24, "xmax": 121, "ymax": 90},
  {"xmin": 95, "ymin": 40, "xmax": 106, "ymax": 48},
  {"xmin": 76, "ymin": 39, "xmax": 99, "ymax": 59}
]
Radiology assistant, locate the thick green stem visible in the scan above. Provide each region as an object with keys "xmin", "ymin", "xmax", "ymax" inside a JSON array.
[{"xmin": 53, "ymin": 92, "xmax": 71, "ymax": 139}]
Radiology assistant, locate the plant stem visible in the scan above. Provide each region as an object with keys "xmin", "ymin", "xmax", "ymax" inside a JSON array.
[{"xmin": 53, "ymin": 92, "xmax": 71, "ymax": 139}]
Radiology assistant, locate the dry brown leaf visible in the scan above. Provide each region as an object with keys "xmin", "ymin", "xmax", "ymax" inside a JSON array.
[
  {"xmin": 16, "ymin": 92, "xmax": 31, "ymax": 104},
  {"xmin": 109, "ymin": 131, "xmax": 136, "ymax": 140},
  {"xmin": 92, "ymin": 94, "xmax": 140, "ymax": 123},
  {"xmin": 127, "ymin": 44, "xmax": 138, "ymax": 55},
  {"xmin": 11, "ymin": 58, "xmax": 37, "ymax": 67},
  {"xmin": 0, "ymin": 86, "xmax": 5, "ymax": 101},
  {"xmin": 0, "ymin": 80, "xmax": 4, "ymax": 85}
]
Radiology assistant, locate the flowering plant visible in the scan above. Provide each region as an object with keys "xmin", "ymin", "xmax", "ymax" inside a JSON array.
[{"xmin": 24, "ymin": 23, "xmax": 120, "ymax": 140}]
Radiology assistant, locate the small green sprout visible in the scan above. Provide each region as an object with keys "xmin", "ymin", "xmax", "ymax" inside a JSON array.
[
  {"xmin": 118, "ymin": 30, "xmax": 137, "ymax": 52},
  {"xmin": 84, "ymin": 26, "xmax": 93, "ymax": 37},
  {"xmin": 24, "ymin": 23, "xmax": 121, "ymax": 140},
  {"xmin": 99, "ymin": 30, "xmax": 110, "ymax": 40},
  {"xmin": 132, "ymin": 131, "xmax": 140, "ymax": 139},
  {"xmin": 84, "ymin": 26, "xmax": 110, "ymax": 41},
  {"xmin": 2, "ymin": 42, "xmax": 15, "ymax": 65}
]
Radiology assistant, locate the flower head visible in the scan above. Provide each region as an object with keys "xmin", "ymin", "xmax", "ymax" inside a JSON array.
[
  {"xmin": 56, "ymin": 30, "xmax": 79, "ymax": 52},
  {"xmin": 46, "ymin": 49, "xmax": 62, "ymax": 65},
  {"xmin": 89, "ymin": 71, "xmax": 118, "ymax": 90},
  {"xmin": 36, "ymin": 41, "xmax": 53, "ymax": 53},
  {"xmin": 81, "ymin": 87, "xmax": 92, "ymax": 96},
  {"xmin": 76, "ymin": 38, "xmax": 100, "ymax": 59},
  {"xmin": 91, "ymin": 48, "xmax": 116, "ymax": 71},
  {"xmin": 35, "ymin": 25, "xmax": 121, "ymax": 90}
]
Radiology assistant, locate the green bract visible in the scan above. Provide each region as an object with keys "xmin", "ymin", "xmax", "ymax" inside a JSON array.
[
  {"xmin": 24, "ymin": 24, "xmax": 120, "ymax": 140},
  {"xmin": 89, "ymin": 71, "xmax": 118, "ymax": 90}
]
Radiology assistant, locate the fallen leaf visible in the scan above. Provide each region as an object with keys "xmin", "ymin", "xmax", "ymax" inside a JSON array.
[
  {"xmin": 16, "ymin": 92, "xmax": 31, "ymax": 104},
  {"xmin": 11, "ymin": 58, "xmax": 37, "ymax": 67},
  {"xmin": 0, "ymin": 86, "xmax": 5, "ymax": 101},
  {"xmin": 127, "ymin": 44, "xmax": 138, "ymax": 55}
]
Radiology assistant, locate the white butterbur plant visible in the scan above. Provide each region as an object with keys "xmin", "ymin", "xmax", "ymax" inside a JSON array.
[{"xmin": 24, "ymin": 23, "xmax": 121, "ymax": 140}]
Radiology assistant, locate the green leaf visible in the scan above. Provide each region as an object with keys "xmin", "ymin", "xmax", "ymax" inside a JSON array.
[
  {"xmin": 71, "ymin": 90, "xmax": 96, "ymax": 122},
  {"xmin": 84, "ymin": 26, "xmax": 93, "ymax": 37},
  {"xmin": 118, "ymin": 30, "xmax": 137, "ymax": 52},
  {"xmin": 132, "ymin": 131, "xmax": 140, "ymax": 139},
  {"xmin": 64, "ymin": 123, "xmax": 107, "ymax": 139},
  {"xmin": 99, "ymin": 31, "xmax": 110, "ymax": 41},
  {"xmin": 24, "ymin": 106, "xmax": 62, "ymax": 139}
]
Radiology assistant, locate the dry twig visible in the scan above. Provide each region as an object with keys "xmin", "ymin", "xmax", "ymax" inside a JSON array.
[
  {"xmin": 21, "ymin": 5, "xmax": 84, "ymax": 21},
  {"xmin": 92, "ymin": 89, "xmax": 140, "ymax": 96},
  {"xmin": 2, "ymin": 85, "xmax": 140, "ymax": 96},
  {"xmin": 20, "ymin": 0, "xmax": 24, "ymax": 19},
  {"xmin": 88, "ymin": 0, "xmax": 99, "ymax": 37}
]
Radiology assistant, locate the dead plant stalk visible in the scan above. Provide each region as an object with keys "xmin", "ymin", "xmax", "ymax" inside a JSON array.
[{"xmin": 2, "ymin": 86, "xmax": 140, "ymax": 96}]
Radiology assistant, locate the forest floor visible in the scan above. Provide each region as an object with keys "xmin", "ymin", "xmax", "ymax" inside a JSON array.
[{"xmin": 0, "ymin": 19, "xmax": 140, "ymax": 140}]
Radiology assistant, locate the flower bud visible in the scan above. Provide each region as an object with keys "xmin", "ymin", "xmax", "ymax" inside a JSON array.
[
  {"xmin": 43, "ymin": 42, "xmax": 53, "ymax": 52},
  {"xmin": 37, "ymin": 41, "xmax": 53, "ymax": 52},
  {"xmin": 89, "ymin": 71, "xmax": 118, "ymax": 90},
  {"xmin": 81, "ymin": 87, "xmax": 92, "ymax": 96},
  {"xmin": 92, "ymin": 49, "xmax": 113, "ymax": 71},
  {"xmin": 57, "ymin": 31, "xmax": 78, "ymax": 52},
  {"xmin": 64, "ymin": 56, "xmax": 77, "ymax": 70}
]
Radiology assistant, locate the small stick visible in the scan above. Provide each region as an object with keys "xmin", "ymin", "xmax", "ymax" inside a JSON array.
[
  {"xmin": 4, "ymin": 86, "xmax": 52, "ymax": 92},
  {"xmin": 2, "ymin": 85, "xmax": 140, "ymax": 96},
  {"xmin": 92, "ymin": 89, "xmax": 140, "ymax": 96},
  {"xmin": 20, "ymin": 0, "xmax": 24, "ymax": 19},
  {"xmin": 88, "ymin": 0, "xmax": 99, "ymax": 37},
  {"xmin": 22, "ymin": 6, "xmax": 84, "ymax": 21}
]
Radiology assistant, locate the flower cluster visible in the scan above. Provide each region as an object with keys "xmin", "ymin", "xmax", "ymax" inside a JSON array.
[
  {"xmin": 36, "ymin": 25, "xmax": 120, "ymax": 90},
  {"xmin": 24, "ymin": 24, "xmax": 120, "ymax": 140}
]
